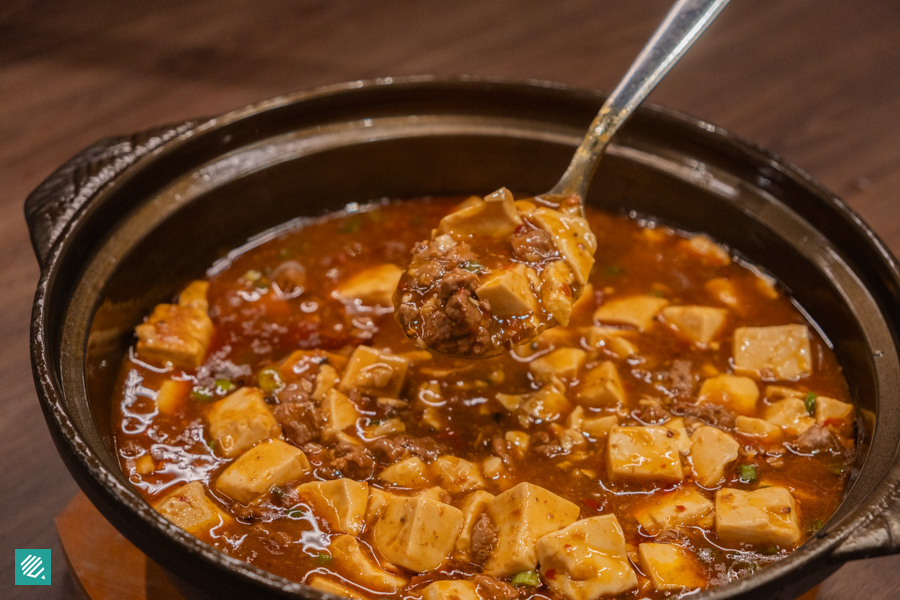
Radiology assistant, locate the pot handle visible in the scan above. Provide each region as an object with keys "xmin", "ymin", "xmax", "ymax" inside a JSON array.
[
  {"xmin": 830, "ymin": 471, "xmax": 900, "ymax": 561},
  {"xmin": 24, "ymin": 120, "xmax": 197, "ymax": 269}
]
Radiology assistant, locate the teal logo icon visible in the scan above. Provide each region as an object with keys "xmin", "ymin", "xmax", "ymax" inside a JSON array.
[{"xmin": 15, "ymin": 549, "xmax": 51, "ymax": 585}]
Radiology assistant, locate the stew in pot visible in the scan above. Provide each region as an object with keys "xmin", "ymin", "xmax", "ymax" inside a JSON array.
[{"xmin": 114, "ymin": 196, "xmax": 856, "ymax": 599}]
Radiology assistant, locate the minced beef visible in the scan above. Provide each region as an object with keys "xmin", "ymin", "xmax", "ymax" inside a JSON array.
[
  {"xmin": 273, "ymin": 400, "xmax": 323, "ymax": 446},
  {"xmin": 470, "ymin": 513, "xmax": 497, "ymax": 566},
  {"xmin": 510, "ymin": 224, "xmax": 556, "ymax": 263}
]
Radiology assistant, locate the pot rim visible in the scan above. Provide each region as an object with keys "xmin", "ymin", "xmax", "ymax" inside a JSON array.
[{"xmin": 28, "ymin": 75, "xmax": 900, "ymax": 599}]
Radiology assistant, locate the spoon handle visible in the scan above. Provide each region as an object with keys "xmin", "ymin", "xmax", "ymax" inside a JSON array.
[{"xmin": 551, "ymin": 0, "xmax": 730, "ymax": 199}]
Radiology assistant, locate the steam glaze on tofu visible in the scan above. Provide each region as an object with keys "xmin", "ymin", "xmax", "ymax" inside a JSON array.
[{"xmin": 116, "ymin": 198, "xmax": 856, "ymax": 599}]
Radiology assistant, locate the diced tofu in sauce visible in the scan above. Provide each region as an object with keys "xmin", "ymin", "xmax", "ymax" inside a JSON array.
[
  {"xmin": 689, "ymin": 426, "xmax": 740, "ymax": 488},
  {"xmin": 422, "ymin": 580, "xmax": 482, "ymax": 600},
  {"xmin": 764, "ymin": 398, "xmax": 815, "ymax": 436},
  {"xmin": 593, "ymin": 295, "xmax": 670, "ymax": 331},
  {"xmin": 475, "ymin": 264, "xmax": 539, "ymax": 318},
  {"xmin": 333, "ymin": 263, "xmax": 403, "ymax": 307},
  {"xmin": 638, "ymin": 543, "xmax": 707, "ymax": 591},
  {"xmin": 484, "ymin": 482, "xmax": 580, "ymax": 577},
  {"xmin": 528, "ymin": 347, "xmax": 587, "ymax": 384},
  {"xmin": 716, "ymin": 486, "xmax": 802, "ymax": 546},
  {"xmin": 330, "ymin": 534, "xmax": 408, "ymax": 592},
  {"xmin": 135, "ymin": 281, "xmax": 214, "ymax": 368},
  {"xmin": 295, "ymin": 478, "xmax": 368, "ymax": 535},
  {"xmin": 153, "ymin": 481, "xmax": 229, "ymax": 534},
  {"xmin": 339, "ymin": 345, "xmax": 409, "ymax": 399},
  {"xmin": 733, "ymin": 324, "xmax": 812, "ymax": 380},
  {"xmin": 215, "ymin": 439, "xmax": 310, "ymax": 504},
  {"xmin": 372, "ymin": 495, "xmax": 465, "ymax": 572},
  {"xmin": 698, "ymin": 374, "xmax": 760, "ymax": 416},
  {"xmin": 531, "ymin": 206, "xmax": 597, "ymax": 286},
  {"xmin": 438, "ymin": 187, "xmax": 522, "ymax": 238},
  {"xmin": 430, "ymin": 455, "xmax": 486, "ymax": 493},
  {"xmin": 537, "ymin": 515, "xmax": 639, "ymax": 600},
  {"xmin": 633, "ymin": 485, "xmax": 715, "ymax": 534},
  {"xmin": 607, "ymin": 426, "xmax": 684, "ymax": 484},
  {"xmin": 577, "ymin": 361, "xmax": 626, "ymax": 408},
  {"xmin": 661, "ymin": 305, "xmax": 727, "ymax": 347},
  {"xmin": 207, "ymin": 387, "xmax": 281, "ymax": 458},
  {"xmin": 379, "ymin": 456, "xmax": 433, "ymax": 489},
  {"xmin": 307, "ymin": 576, "xmax": 366, "ymax": 600}
]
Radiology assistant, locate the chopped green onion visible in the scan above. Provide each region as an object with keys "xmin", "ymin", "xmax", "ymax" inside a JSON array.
[
  {"xmin": 191, "ymin": 386, "xmax": 214, "ymax": 401},
  {"xmin": 606, "ymin": 265, "xmax": 622, "ymax": 275},
  {"xmin": 279, "ymin": 248, "xmax": 291, "ymax": 258},
  {"xmin": 827, "ymin": 461, "xmax": 845, "ymax": 476},
  {"xmin": 271, "ymin": 486, "xmax": 285, "ymax": 500},
  {"xmin": 258, "ymin": 367, "xmax": 284, "ymax": 393},
  {"xmin": 511, "ymin": 570, "xmax": 541, "ymax": 587},
  {"xmin": 806, "ymin": 519, "xmax": 824, "ymax": 535},
  {"xmin": 207, "ymin": 438, "xmax": 216, "ymax": 450},
  {"xmin": 461, "ymin": 260, "xmax": 485, "ymax": 273},
  {"xmin": 287, "ymin": 509, "xmax": 304, "ymax": 519},
  {"xmin": 315, "ymin": 552, "xmax": 333, "ymax": 565},
  {"xmin": 242, "ymin": 269, "xmax": 262, "ymax": 283},
  {"xmin": 804, "ymin": 392, "xmax": 818, "ymax": 416},
  {"xmin": 739, "ymin": 464, "xmax": 758, "ymax": 483},
  {"xmin": 214, "ymin": 379, "xmax": 236, "ymax": 393},
  {"xmin": 339, "ymin": 214, "xmax": 364, "ymax": 234},
  {"xmin": 649, "ymin": 289, "xmax": 666, "ymax": 298},
  {"xmin": 759, "ymin": 545, "xmax": 780, "ymax": 556}
]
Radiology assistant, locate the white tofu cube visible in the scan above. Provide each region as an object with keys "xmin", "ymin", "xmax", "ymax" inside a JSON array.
[
  {"xmin": 593, "ymin": 295, "xmax": 670, "ymax": 331},
  {"xmin": 153, "ymin": 481, "xmax": 228, "ymax": 534},
  {"xmin": 531, "ymin": 206, "xmax": 597, "ymax": 285},
  {"xmin": 207, "ymin": 387, "xmax": 281, "ymax": 458},
  {"xmin": 529, "ymin": 348, "xmax": 587, "ymax": 383},
  {"xmin": 422, "ymin": 580, "xmax": 481, "ymax": 600},
  {"xmin": 476, "ymin": 263, "xmax": 539, "ymax": 318},
  {"xmin": 638, "ymin": 543, "xmax": 707, "ymax": 591},
  {"xmin": 378, "ymin": 456, "xmax": 433, "ymax": 489},
  {"xmin": 583, "ymin": 326, "xmax": 638, "ymax": 359},
  {"xmin": 484, "ymin": 482, "xmax": 580, "ymax": 577},
  {"xmin": 155, "ymin": 379, "xmax": 191, "ymax": 415},
  {"xmin": 330, "ymin": 534, "xmax": 408, "ymax": 592},
  {"xmin": 681, "ymin": 235, "xmax": 731, "ymax": 266},
  {"xmin": 664, "ymin": 417, "xmax": 692, "ymax": 455},
  {"xmin": 215, "ymin": 439, "xmax": 310, "ymax": 504},
  {"xmin": 339, "ymin": 345, "xmax": 409, "ymax": 399},
  {"xmin": 733, "ymin": 325, "xmax": 812, "ymax": 380},
  {"xmin": 307, "ymin": 576, "xmax": 365, "ymax": 600},
  {"xmin": 430, "ymin": 455, "xmax": 486, "ymax": 493},
  {"xmin": 698, "ymin": 374, "xmax": 760, "ymax": 416},
  {"xmin": 815, "ymin": 395, "xmax": 854, "ymax": 426},
  {"xmin": 372, "ymin": 495, "xmax": 464, "ymax": 572},
  {"xmin": 333, "ymin": 263, "xmax": 403, "ymax": 307},
  {"xmin": 632, "ymin": 485, "xmax": 715, "ymax": 534},
  {"xmin": 764, "ymin": 398, "xmax": 815, "ymax": 435},
  {"xmin": 321, "ymin": 388, "xmax": 361, "ymax": 436},
  {"xmin": 438, "ymin": 187, "xmax": 523, "ymax": 238},
  {"xmin": 295, "ymin": 478, "xmax": 368, "ymax": 535},
  {"xmin": 567, "ymin": 407, "xmax": 619, "ymax": 441},
  {"xmin": 135, "ymin": 281, "xmax": 214, "ymax": 369},
  {"xmin": 540, "ymin": 260, "xmax": 576, "ymax": 326},
  {"xmin": 536, "ymin": 515, "xmax": 638, "ymax": 600},
  {"xmin": 715, "ymin": 487, "xmax": 802, "ymax": 546},
  {"xmin": 689, "ymin": 426, "xmax": 740, "ymax": 488},
  {"xmin": 577, "ymin": 361, "xmax": 626, "ymax": 408},
  {"xmin": 661, "ymin": 305, "xmax": 727, "ymax": 347},
  {"xmin": 734, "ymin": 416, "xmax": 783, "ymax": 444},
  {"xmin": 606, "ymin": 426, "xmax": 684, "ymax": 484}
]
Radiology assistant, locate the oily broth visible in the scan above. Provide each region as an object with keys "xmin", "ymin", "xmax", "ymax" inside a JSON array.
[{"xmin": 113, "ymin": 197, "xmax": 854, "ymax": 597}]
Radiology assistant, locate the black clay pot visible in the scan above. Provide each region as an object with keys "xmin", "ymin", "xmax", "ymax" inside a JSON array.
[{"xmin": 26, "ymin": 77, "xmax": 900, "ymax": 599}]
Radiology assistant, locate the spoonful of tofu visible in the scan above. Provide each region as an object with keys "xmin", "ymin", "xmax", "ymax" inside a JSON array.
[{"xmin": 394, "ymin": 0, "xmax": 730, "ymax": 358}]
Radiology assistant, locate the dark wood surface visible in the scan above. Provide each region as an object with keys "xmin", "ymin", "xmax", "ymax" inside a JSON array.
[{"xmin": 1, "ymin": 0, "xmax": 898, "ymax": 597}]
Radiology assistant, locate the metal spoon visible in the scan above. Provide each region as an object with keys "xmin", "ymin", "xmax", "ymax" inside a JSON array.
[{"xmin": 395, "ymin": 0, "xmax": 730, "ymax": 358}]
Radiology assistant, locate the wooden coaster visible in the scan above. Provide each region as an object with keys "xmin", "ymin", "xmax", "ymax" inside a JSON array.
[{"xmin": 57, "ymin": 492, "xmax": 820, "ymax": 599}]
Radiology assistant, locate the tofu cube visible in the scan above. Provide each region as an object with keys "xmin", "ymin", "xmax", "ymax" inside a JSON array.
[
  {"xmin": 339, "ymin": 345, "xmax": 409, "ymax": 398},
  {"xmin": 733, "ymin": 325, "xmax": 812, "ymax": 380},
  {"xmin": 422, "ymin": 580, "xmax": 481, "ymax": 600},
  {"xmin": 531, "ymin": 206, "xmax": 597, "ymax": 285},
  {"xmin": 567, "ymin": 407, "xmax": 619, "ymax": 441},
  {"xmin": 704, "ymin": 277, "xmax": 740, "ymax": 308},
  {"xmin": 307, "ymin": 576, "xmax": 365, "ymax": 600},
  {"xmin": 606, "ymin": 426, "xmax": 684, "ymax": 484},
  {"xmin": 764, "ymin": 398, "xmax": 815, "ymax": 435},
  {"xmin": 593, "ymin": 295, "xmax": 670, "ymax": 331},
  {"xmin": 295, "ymin": 478, "xmax": 369, "ymax": 535},
  {"xmin": 330, "ymin": 534, "xmax": 408, "ymax": 592},
  {"xmin": 430, "ymin": 455, "xmax": 486, "ymax": 493},
  {"xmin": 476, "ymin": 263, "xmax": 539, "ymax": 318},
  {"xmin": 529, "ymin": 348, "xmax": 587, "ymax": 383},
  {"xmin": 633, "ymin": 485, "xmax": 715, "ymax": 534},
  {"xmin": 680, "ymin": 235, "xmax": 731, "ymax": 266},
  {"xmin": 153, "ymin": 481, "xmax": 228, "ymax": 534},
  {"xmin": 321, "ymin": 388, "xmax": 361, "ymax": 435},
  {"xmin": 816, "ymin": 396, "xmax": 855, "ymax": 426},
  {"xmin": 378, "ymin": 456, "xmax": 433, "ymax": 489},
  {"xmin": 333, "ymin": 263, "xmax": 404, "ymax": 307},
  {"xmin": 577, "ymin": 361, "xmax": 626, "ymax": 408},
  {"xmin": 715, "ymin": 487, "xmax": 802, "ymax": 546},
  {"xmin": 207, "ymin": 387, "xmax": 281, "ymax": 458},
  {"xmin": 689, "ymin": 426, "xmax": 740, "ymax": 488},
  {"xmin": 734, "ymin": 416, "xmax": 783, "ymax": 444},
  {"xmin": 215, "ymin": 439, "xmax": 310, "ymax": 504},
  {"xmin": 438, "ymin": 187, "xmax": 523, "ymax": 238},
  {"xmin": 540, "ymin": 260, "xmax": 576, "ymax": 326},
  {"xmin": 638, "ymin": 543, "xmax": 707, "ymax": 591},
  {"xmin": 583, "ymin": 326, "xmax": 638, "ymax": 359},
  {"xmin": 484, "ymin": 482, "xmax": 580, "ymax": 577},
  {"xmin": 278, "ymin": 349, "xmax": 348, "ymax": 382},
  {"xmin": 698, "ymin": 374, "xmax": 760, "ymax": 416},
  {"xmin": 455, "ymin": 490, "xmax": 495, "ymax": 560},
  {"xmin": 664, "ymin": 417, "xmax": 692, "ymax": 455},
  {"xmin": 155, "ymin": 379, "xmax": 191, "ymax": 415},
  {"xmin": 536, "ymin": 515, "xmax": 638, "ymax": 600},
  {"xmin": 372, "ymin": 495, "xmax": 464, "ymax": 572},
  {"xmin": 135, "ymin": 281, "xmax": 214, "ymax": 368},
  {"xmin": 661, "ymin": 305, "xmax": 727, "ymax": 347}
]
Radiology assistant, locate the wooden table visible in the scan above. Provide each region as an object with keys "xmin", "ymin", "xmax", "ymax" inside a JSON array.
[{"xmin": 1, "ymin": 0, "xmax": 899, "ymax": 597}]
